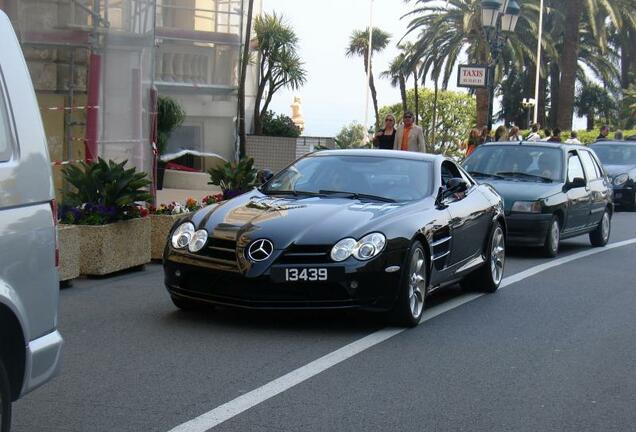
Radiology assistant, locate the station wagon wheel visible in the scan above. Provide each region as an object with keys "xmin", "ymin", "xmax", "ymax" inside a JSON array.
[
  {"xmin": 589, "ymin": 209, "xmax": 611, "ymax": 247},
  {"xmin": 0, "ymin": 358, "xmax": 12, "ymax": 432},
  {"xmin": 543, "ymin": 216, "xmax": 560, "ymax": 258},
  {"xmin": 391, "ymin": 241, "xmax": 427, "ymax": 327}
]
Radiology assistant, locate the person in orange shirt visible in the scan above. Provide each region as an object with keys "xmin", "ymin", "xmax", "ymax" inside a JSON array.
[{"xmin": 393, "ymin": 111, "xmax": 426, "ymax": 152}]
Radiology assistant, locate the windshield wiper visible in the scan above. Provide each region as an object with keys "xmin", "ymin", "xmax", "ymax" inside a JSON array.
[
  {"xmin": 262, "ymin": 190, "xmax": 322, "ymax": 197},
  {"xmin": 318, "ymin": 190, "xmax": 396, "ymax": 203},
  {"xmin": 495, "ymin": 172, "xmax": 553, "ymax": 183},
  {"xmin": 468, "ymin": 171, "xmax": 505, "ymax": 179}
]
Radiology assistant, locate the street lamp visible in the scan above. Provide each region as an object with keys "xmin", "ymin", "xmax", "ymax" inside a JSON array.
[
  {"xmin": 480, "ymin": 0, "xmax": 521, "ymax": 130},
  {"xmin": 522, "ymin": 97, "xmax": 536, "ymax": 128}
]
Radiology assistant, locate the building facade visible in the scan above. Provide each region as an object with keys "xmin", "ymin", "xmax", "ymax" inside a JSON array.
[{"xmin": 0, "ymin": 0, "xmax": 259, "ymax": 191}]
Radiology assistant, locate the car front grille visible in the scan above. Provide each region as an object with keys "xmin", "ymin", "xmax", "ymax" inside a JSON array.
[
  {"xmin": 200, "ymin": 237, "xmax": 238, "ymax": 268},
  {"xmin": 276, "ymin": 244, "xmax": 332, "ymax": 264}
]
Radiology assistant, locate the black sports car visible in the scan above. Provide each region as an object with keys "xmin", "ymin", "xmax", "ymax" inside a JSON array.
[
  {"xmin": 590, "ymin": 141, "xmax": 636, "ymax": 210},
  {"xmin": 163, "ymin": 150, "xmax": 506, "ymax": 326}
]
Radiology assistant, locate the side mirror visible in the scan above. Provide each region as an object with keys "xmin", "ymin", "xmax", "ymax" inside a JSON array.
[
  {"xmin": 566, "ymin": 177, "xmax": 586, "ymax": 189},
  {"xmin": 257, "ymin": 169, "xmax": 274, "ymax": 185},
  {"xmin": 436, "ymin": 178, "xmax": 469, "ymax": 207}
]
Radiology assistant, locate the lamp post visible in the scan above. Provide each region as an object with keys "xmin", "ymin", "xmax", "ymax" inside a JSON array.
[
  {"xmin": 480, "ymin": 0, "xmax": 521, "ymax": 130},
  {"xmin": 522, "ymin": 97, "xmax": 536, "ymax": 129}
]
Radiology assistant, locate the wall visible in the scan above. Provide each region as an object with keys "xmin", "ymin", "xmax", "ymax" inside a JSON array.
[{"xmin": 246, "ymin": 135, "xmax": 336, "ymax": 173}]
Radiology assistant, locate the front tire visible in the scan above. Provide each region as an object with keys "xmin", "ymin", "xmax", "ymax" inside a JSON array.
[
  {"xmin": 390, "ymin": 241, "xmax": 427, "ymax": 327},
  {"xmin": 461, "ymin": 222, "xmax": 505, "ymax": 293},
  {"xmin": 589, "ymin": 209, "xmax": 611, "ymax": 247},
  {"xmin": 543, "ymin": 216, "xmax": 560, "ymax": 258},
  {"xmin": 0, "ymin": 358, "xmax": 12, "ymax": 432}
]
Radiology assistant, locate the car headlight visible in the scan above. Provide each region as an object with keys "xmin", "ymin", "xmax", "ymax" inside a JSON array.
[
  {"xmin": 330, "ymin": 238, "xmax": 357, "ymax": 262},
  {"xmin": 511, "ymin": 200, "xmax": 542, "ymax": 213},
  {"xmin": 171, "ymin": 222, "xmax": 195, "ymax": 249},
  {"xmin": 188, "ymin": 230, "xmax": 208, "ymax": 252},
  {"xmin": 614, "ymin": 174, "xmax": 629, "ymax": 186},
  {"xmin": 353, "ymin": 233, "xmax": 386, "ymax": 260}
]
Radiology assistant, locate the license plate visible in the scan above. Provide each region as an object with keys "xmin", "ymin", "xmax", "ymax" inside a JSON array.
[{"xmin": 283, "ymin": 267, "xmax": 328, "ymax": 282}]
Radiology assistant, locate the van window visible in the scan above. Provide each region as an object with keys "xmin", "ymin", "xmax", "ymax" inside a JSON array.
[{"xmin": 0, "ymin": 79, "xmax": 14, "ymax": 162}]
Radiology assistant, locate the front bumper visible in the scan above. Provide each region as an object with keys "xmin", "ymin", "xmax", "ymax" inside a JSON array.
[
  {"xmin": 164, "ymin": 249, "xmax": 406, "ymax": 311},
  {"xmin": 505, "ymin": 212, "xmax": 554, "ymax": 246},
  {"xmin": 21, "ymin": 330, "xmax": 63, "ymax": 397},
  {"xmin": 612, "ymin": 186, "xmax": 635, "ymax": 207}
]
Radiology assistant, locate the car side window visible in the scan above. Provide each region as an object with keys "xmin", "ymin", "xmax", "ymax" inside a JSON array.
[
  {"xmin": 441, "ymin": 161, "xmax": 462, "ymax": 186},
  {"xmin": 0, "ymin": 73, "xmax": 15, "ymax": 162},
  {"xmin": 579, "ymin": 151, "xmax": 600, "ymax": 180},
  {"xmin": 567, "ymin": 153, "xmax": 585, "ymax": 183},
  {"xmin": 590, "ymin": 153, "xmax": 605, "ymax": 178}
]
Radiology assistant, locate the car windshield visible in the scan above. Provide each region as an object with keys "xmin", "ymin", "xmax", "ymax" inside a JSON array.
[
  {"xmin": 591, "ymin": 144, "xmax": 636, "ymax": 165},
  {"xmin": 262, "ymin": 154, "xmax": 433, "ymax": 202},
  {"xmin": 464, "ymin": 145, "xmax": 563, "ymax": 183}
]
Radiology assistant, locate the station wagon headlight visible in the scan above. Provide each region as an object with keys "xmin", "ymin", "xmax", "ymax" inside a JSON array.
[
  {"xmin": 511, "ymin": 200, "xmax": 542, "ymax": 213},
  {"xmin": 614, "ymin": 174, "xmax": 628, "ymax": 186},
  {"xmin": 188, "ymin": 230, "xmax": 208, "ymax": 253},
  {"xmin": 171, "ymin": 222, "xmax": 195, "ymax": 249},
  {"xmin": 331, "ymin": 238, "xmax": 357, "ymax": 262},
  {"xmin": 353, "ymin": 233, "xmax": 386, "ymax": 260}
]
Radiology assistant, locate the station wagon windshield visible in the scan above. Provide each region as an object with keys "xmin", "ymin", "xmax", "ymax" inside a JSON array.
[
  {"xmin": 591, "ymin": 144, "xmax": 636, "ymax": 165},
  {"xmin": 464, "ymin": 145, "xmax": 564, "ymax": 183},
  {"xmin": 262, "ymin": 155, "xmax": 433, "ymax": 202}
]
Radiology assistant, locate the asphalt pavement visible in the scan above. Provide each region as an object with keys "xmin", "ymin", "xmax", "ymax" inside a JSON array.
[{"xmin": 12, "ymin": 212, "xmax": 636, "ymax": 432}]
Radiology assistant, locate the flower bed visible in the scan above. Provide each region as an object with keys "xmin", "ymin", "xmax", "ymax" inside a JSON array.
[
  {"xmin": 79, "ymin": 217, "xmax": 151, "ymax": 276},
  {"xmin": 58, "ymin": 224, "xmax": 80, "ymax": 282}
]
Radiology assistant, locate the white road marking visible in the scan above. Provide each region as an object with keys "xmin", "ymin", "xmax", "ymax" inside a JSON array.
[{"xmin": 167, "ymin": 238, "xmax": 636, "ymax": 432}]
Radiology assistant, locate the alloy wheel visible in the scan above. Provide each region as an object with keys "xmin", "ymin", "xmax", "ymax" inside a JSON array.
[
  {"xmin": 490, "ymin": 227, "xmax": 505, "ymax": 285},
  {"xmin": 549, "ymin": 220, "xmax": 559, "ymax": 253},
  {"xmin": 408, "ymin": 248, "xmax": 426, "ymax": 319},
  {"xmin": 601, "ymin": 212, "xmax": 610, "ymax": 242}
]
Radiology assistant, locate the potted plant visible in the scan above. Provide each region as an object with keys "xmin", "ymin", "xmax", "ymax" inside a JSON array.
[
  {"xmin": 157, "ymin": 96, "xmax": 185, "ymax": 190},
  {"xmin": 208, "ymin": 157, "xmax": 258, "ymax": 200},
  {"xmin": 60, "ymin": 158, "xmax": 152, "ymax": 276}
]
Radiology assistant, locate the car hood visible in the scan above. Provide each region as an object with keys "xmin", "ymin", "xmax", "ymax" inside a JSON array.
[
  {"xmin": 603, "ymin": 164, "xmax": 636, "ymax": 177},
  {"xmin": 479, "ymin": 180, "xmax": 563, "ymax": 212},
  {"xmin": 189, "ymin": 190, "xmax": 417, "ymax": 249}
]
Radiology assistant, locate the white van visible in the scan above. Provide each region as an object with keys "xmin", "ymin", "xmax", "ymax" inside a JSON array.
[{"xmin": 0, "ymin": 10, "xmax": 63, "ymax": 432}]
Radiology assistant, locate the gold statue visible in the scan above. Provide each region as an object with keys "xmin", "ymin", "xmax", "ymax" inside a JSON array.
[{"xmin": 291, "ymin": 96, "xmax": 305, "ymax": 133}]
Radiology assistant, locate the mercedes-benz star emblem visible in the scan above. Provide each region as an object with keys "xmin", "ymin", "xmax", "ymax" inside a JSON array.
[{"xmin": 247, "ymin": 239, "xmax": 274, "ymax": 262}]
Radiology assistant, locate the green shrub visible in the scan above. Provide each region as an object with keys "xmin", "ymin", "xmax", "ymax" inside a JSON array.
[
  {"xmin": 60, "ymin": 158, "xmax": 151, "ymax": 224},
  {"xmin": 261, "ymin": 110, "xmax": 301, "ymax": 137},
  {"xmin": 157, "ymin": 96, "xmax": 185, "ymax": 155},
  {"xmin": 520, "ymin": 128, "xmax": 636, "ymax": 145},
  {"xmin": 208, "ymin": 158, "xmax": 258, "ymax": 195}
]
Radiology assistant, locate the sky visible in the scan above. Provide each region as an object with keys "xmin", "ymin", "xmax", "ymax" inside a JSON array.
[
  {"xmin": 262, "ymin": 0, "xmax": 584, "ymax": 137},
  {"xmin": 264, "ymin": 0, "xmax": 436, "ymax": 137}
]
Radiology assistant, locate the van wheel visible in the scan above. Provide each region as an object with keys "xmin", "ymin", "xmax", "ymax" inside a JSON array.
[
  {"xmin": 589, "ymin": 210, "xmax": 611, "ymax": 247},
  {"xmin": 0, "ymin": 358, "xmax": 12, "ymax": 432},
  {"xmin": 543, "ymin": 217, "xmax": 560, "ymax": 257}
]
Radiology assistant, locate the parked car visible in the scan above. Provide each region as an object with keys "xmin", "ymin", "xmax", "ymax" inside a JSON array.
[
  {"xmin": 0, "ymin": 11, "xmax": 63, "ymax": 432},
  {"xmin": 589, "ymin": 141, "xmax": 636, "ymax": 211},
  {"xmin": 164, "ymin": 150, "xmax": 507, "ymax": 327},
  {"xmin": 463, "ymin": 142, "xmax": 613, "ymax": 257}
]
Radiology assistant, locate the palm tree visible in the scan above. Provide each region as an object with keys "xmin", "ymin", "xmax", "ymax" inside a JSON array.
[
  {"xmin": 403, "ymin": 0, "xmax": 545, "ymax": 128},
  {"xmin": 381, "ymin": 52, "xmax": 409, "ymax": 116},
  {"xmin": 346, "ymin": 27, "xmax": 391, "ymax": 131},
  {"xmin": 575, "ymin": 81, "xmax": 616, "ymax": 130},
  {"xmin": 400, "ymin": 42, "xmax": 423, "ymax": 125},
  {"xmin": 252, "ymin": 13, "xmax": 307, "ymax": 135}
]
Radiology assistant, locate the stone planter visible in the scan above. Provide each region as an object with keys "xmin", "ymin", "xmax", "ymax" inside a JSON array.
[
  {"xmin": 79, "ymin": 217, "xmax": 151, "ymax": 276},
  {"xmin": 151, "ymin": 214, "xmax": 184, "ymax": 260},
  {"xmin": 58, "ymin": 224, "xmax": 80, "ymax": 283}
]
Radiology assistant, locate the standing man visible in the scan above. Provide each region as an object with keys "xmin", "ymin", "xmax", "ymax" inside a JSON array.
[
  {"xmin": 596, "ymin": 125, "xmax": 610, "ymax": 142},
  {"xmin": 394, "ymin": 111, "xmax": 426, "ymax": 152}
]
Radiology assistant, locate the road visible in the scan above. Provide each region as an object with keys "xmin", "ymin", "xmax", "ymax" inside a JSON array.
[{"xmin": 12, "ymin": 211, "xmax": 636, "ymax": 432}]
